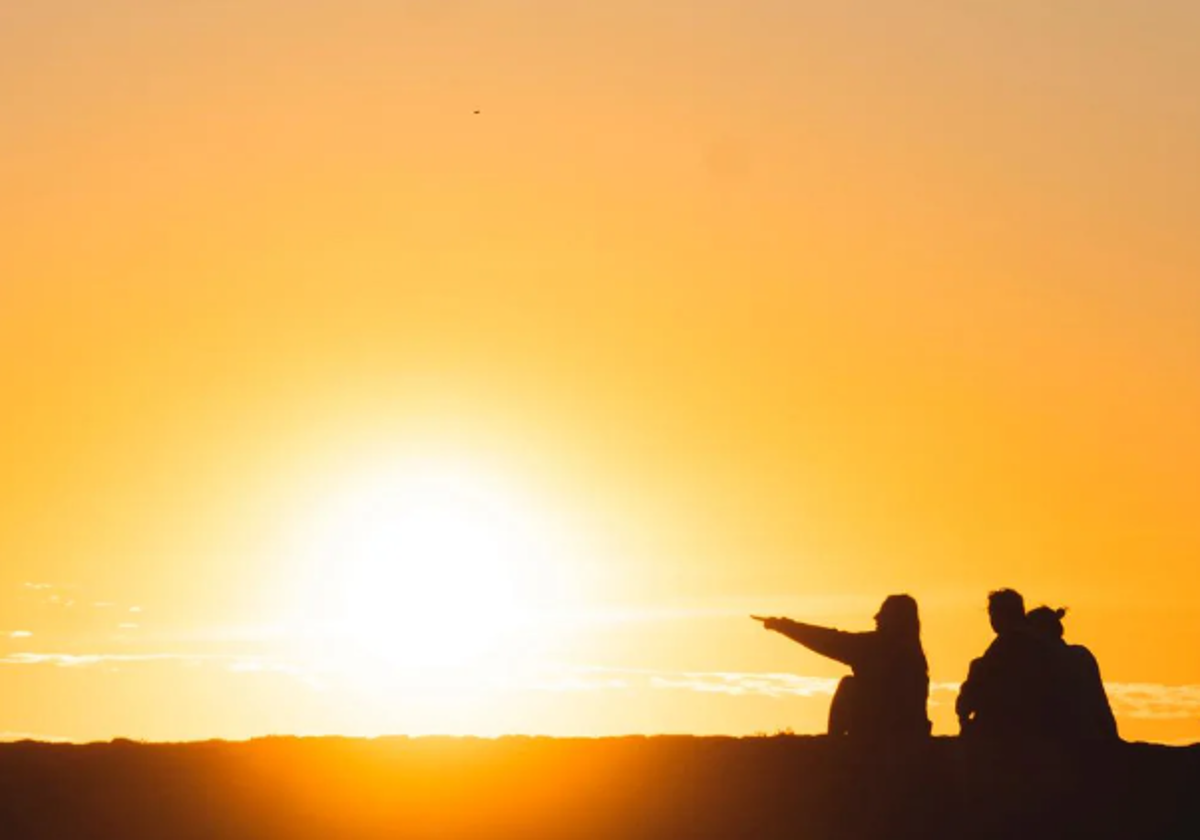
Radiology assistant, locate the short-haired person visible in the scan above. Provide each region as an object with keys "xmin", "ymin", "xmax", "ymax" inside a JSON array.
[
  {"xmin": 959, "ymin": 589, "xmax": 1033, "ymax": 736},
  {"xmin": 958, "ymin": 589, "xmax": 1067, "ymax": 738}
]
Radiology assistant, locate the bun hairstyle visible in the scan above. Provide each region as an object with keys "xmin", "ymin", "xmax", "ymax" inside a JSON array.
[{"xmin": 1027, "ymin": 605, "xmax": 1068, "ymax": 639}]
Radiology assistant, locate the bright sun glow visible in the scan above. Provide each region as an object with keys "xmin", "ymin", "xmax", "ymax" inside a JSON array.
[{"xmin": 284, "ymin": 460, "xmax": 571, "ymax": 693}]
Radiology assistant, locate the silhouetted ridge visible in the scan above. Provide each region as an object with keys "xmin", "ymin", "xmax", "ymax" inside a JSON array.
[{"xmin": 0, "ymin": 736, "xmax": 1195, "ymax": 839}]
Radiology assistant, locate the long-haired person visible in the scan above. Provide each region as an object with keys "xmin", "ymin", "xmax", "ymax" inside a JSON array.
[{"xmin": 754, "ymin": 594, "xmax": 931, "ymax": 739}]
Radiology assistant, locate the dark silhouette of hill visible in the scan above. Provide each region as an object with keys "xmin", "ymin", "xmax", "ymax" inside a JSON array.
[{"xmin": 0, "ymin": 735, "xmax": 1196, "ymax": 839}]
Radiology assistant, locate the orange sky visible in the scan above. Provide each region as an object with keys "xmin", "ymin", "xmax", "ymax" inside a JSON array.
[{"xmin": 2, "ymin": 1, "xmax": 1198, "ymax": 743}]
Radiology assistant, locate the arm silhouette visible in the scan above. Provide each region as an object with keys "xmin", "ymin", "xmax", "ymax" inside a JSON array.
[
  {"xmin": 956, "ymin": 657, "xmax": 985, "ymax": 731},
  {"xmin": 754, "ymin": 616, "xmax": 867, "ymax": 668}
]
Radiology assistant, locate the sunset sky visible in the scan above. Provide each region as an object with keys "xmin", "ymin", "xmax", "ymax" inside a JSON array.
[{"xmin": 2, "ymin": 2, "xmax": 1198, "ymax": 744}]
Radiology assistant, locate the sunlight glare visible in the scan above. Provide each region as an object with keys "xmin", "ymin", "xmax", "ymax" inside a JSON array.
[{"xmin": 287, "ymin": 460, "xmax": 570, "ymax": 692}]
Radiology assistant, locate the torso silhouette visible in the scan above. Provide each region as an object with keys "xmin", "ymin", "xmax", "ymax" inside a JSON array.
[
  {"xmin": 1057, "ymin": 642, "xmax": 1119, "ymax": 741},
  {"xmin": 958, "ymin": 629, "xmax": 1067, "ymax": 738},
  {"xmin": 774, "ymin": 621, "xmax": 930, "ymax": 739}
]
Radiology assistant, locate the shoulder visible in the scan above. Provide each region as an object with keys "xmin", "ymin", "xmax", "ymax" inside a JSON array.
[
  {"xmin": 1067, "ymin": 644, "xmax": 1102, "ymax": 669},
  {"xmin": 978, "ymin": 635, "xmax": 1011, "ymax": 661}
]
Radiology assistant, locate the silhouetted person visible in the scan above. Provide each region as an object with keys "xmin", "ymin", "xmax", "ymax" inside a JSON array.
[
  {"xmin": 754, "ymin": 594, "xmax": 931, "ymax": 739},
  {"xmin": 1026, "ymin": 606, "xmax": 1119, "ymax": 742},
  {"xmin": 957, "ymin": 589, "xmax": 1063, "ymax": 739}
]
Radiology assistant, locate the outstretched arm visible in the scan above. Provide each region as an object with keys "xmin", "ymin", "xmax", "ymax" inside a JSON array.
[{"xmin": 752, "ymin": 616, "xmax": 866, "ymax": 668}]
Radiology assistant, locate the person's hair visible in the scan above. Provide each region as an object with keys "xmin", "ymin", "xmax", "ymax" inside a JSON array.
[
  {"xmin": 987, "ymin": 588, "xmax": 1025, "ymax": 619},
  {"xmin": 1026, "ymin": 605, "xmax": 1067, "ymax": 640},
  {"xmin": 877, "ymin": 594, "xmax": 921, "ymax": 640},
  {"xmin": 877, "ymin": 594, "xmax": 927, "ymax": 674}
]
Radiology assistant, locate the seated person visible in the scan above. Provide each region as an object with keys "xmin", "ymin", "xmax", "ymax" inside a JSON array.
[
  {"xmin": 1026, "ymin": 605, "xmax": 1119, "ymax": 742},
  {"xmin": 957, "ymin": 588, "xmax": 1061, "ymax": 738},
  {"xmin": 754, "ymin": 594, "xmax": 931, "ymax": 739}
]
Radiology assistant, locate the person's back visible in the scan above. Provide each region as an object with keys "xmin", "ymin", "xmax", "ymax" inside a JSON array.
[
  {"xmin": 1026, "ymin": 606, "xmax": 1119, "ymax": 742},
  {"xmin": 961, "ymin": 631, "xmax": 1060, "ymax": 738},
  {"xmin": 959, "ymin": 589, "xmax": 1066, "ymax": 738},
  {"xmin": 851, "ymin": 632, "xmax": 930, "ymax": 739},
  {"xmin": 1066, "ymin": 644, "xmax": 1118, "ymax": 740}
]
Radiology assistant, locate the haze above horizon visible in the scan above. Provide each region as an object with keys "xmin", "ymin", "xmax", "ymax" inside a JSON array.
[{"xmin": 2, "ymin": 1, "xmax": 1198, "ymax": 744}]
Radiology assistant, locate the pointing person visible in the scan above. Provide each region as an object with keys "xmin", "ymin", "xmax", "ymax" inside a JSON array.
[{"xmin": 754, "ymin": 595, "xmax": 931, "ymax": 739}]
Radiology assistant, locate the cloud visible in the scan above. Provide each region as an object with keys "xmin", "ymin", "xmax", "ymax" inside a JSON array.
[
  {"xmin": 0, "ymin": 653, "xmax": 211, "ymax": 668},
  {"xmin": 0, "ymin": 652, "xmax": 285, "ymax": 670},
  {"xmin": 19, "ymin": 582, "xmax": 77, "ymax": 608},
  {"xmin": 0, "ymin": 651, "xmax": 324, "ymax": 690},
  {"xmin": 649, "ymin": 671, "xmax": 838, "ymax": 699},
  {"xmin": 7, "ymin": 631, "xmax": 32, "ymax": 639},
  {"xmin": 523, "ymin": 667, "xmax": 837, "ymax": 699},
  {"xmin": 18, "ymin": 584, "xmax": 147, "ymax": 631},
  {"xmin": 642, "ymin": 673, "xmax": 1200, "ymax": 723},
  {"xmin": 525, "ymin": 668, "xmax": 1200, "ymax": 723},
  {"xmin": 2, "ymin": 646, "xmax": 1195, "ymax": 724},
  {"xmin": 1106, "ymin": 683, "xmax": 1200, "ymax": 721},
  {"xmin": 928, "ymin": 680, "xmax": 1200, "ymax": 722}
]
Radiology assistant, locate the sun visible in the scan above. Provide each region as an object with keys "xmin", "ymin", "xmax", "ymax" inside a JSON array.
[{"xmin": 285, "ymin": 461, "xmax": 566, "ymax": 689}]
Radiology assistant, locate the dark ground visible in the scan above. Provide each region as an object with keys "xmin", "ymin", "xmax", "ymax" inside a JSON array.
[{"xmin": 0, "ymin": 735, "xmax": 1196, "ymax": 839}]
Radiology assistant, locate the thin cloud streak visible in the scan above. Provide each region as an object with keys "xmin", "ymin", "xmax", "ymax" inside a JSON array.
[
  {"xmin": 527, "ymin": 667, "xmax": 837, "ymax": 698},
  {"xmin": 1106, "ymin": 683, "xmax": 1200, "ymax": 721},
  {"xmin": 536, "ymin": 668, "xmax": 1200, "ymax": 722},
  {"xmin": 0, "ymin": 651, "xmax": 324, "ymax": 689},
  {"xmin": 929, "ymin": 680, "xmax": 1200, "ymax": 722},
  {"xmin": 0, "ymin": 653, "xmax": 229, "ymax": 668},
  {"xmin": 649, "ymin": 672, "xmax": 838, "ymax": 698},
  {"xmin": 2, "ymin": 652, "xmax": 1195, "ymax": 723}
]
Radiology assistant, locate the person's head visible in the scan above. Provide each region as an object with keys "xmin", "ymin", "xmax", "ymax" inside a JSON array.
[
  {"xmin": 875, "ymin": 594, "xmax": 921, "ymax": 640},
  {"xmin": 1026, "ymin": 606, "xmax": 1067, "ymax": 641},
  {"xmin": 987, "ymin": 588, "xmax": 1026, "ymax": 636}
]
